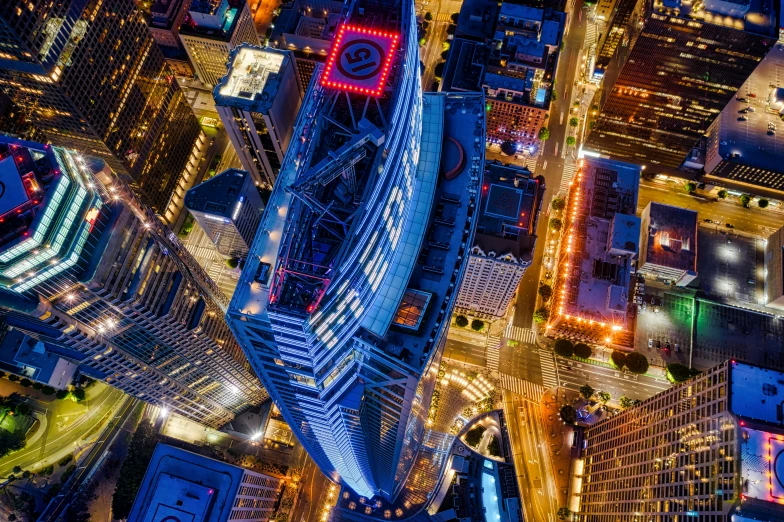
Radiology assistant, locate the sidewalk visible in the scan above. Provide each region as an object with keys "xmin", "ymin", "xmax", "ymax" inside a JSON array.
[{"xmin": 540, "ymin": 387, "xmax": 576, "ymax": 510}]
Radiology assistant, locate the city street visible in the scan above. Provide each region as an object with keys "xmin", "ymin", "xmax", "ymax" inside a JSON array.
[
  {"xmin": 417, "ymin": 0, "xmax": 462, "ymax": 91},
  {"xmin": 0, "ymin": 383, "xmax": 126, "ymax": 477},
  {"xmin": 290, "ymin": 451, "xmax": 334, "ymax": 522},
  {"xmin": 502, "ymin": 392, "xmax": 560, "ymax": 522},
  {"xmin": 638, "ymin": 180, "xmax": 784, "ymax": 237},
  {"xmin": 39, "ymin": 397, "xmax": 138, "ymax": 522},
  {"xmin": 507, "ymin": 0, "xmax": 588, "ymax": 329},
  {"xmin": 444, "ymin": 337, "xmax": 485, "ymax": 367},
  {"xmin": 0, "ymin": 383, "xmax": 127, "ymax": 477},
  {"xmin": 554, "ymin": 357, "xmax": 671, "ymax": 402}
]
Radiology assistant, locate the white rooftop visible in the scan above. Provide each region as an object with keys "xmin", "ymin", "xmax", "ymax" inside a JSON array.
[
  {"xmin": 730, "ymin": 361, "xmax": 784, "ymax": 424},
  {"xmin": 217, "ymin": 46, "xmax": 285, "ymax": 100}
]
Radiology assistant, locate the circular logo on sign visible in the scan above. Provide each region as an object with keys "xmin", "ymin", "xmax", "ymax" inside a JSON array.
[
  {"xmin": 336, "ymin": 39, "xmax": 385, "ymax": 81},
  {"xmin": 0, "ymin": 181, "xmax": 5, "ymax": 199}
]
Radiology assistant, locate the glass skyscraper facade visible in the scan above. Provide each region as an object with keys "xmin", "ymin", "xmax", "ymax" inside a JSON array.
[
  {"xmin": 0, "ymin": 0, "xmax": 204, "ymax": 220},
  {"xmin": 0, "ymin": 136, "xmax": 266, "ymax": 427},
  {"xmin": 585, "ymin": 0, "xmax": 777, "ymax": 169},
  {"xmin": 228, "ymin": 0, "xmax": 482, "ymax": 502}
]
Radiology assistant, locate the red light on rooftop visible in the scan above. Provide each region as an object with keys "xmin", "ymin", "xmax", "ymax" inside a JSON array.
[{"xmin": 321, "ymin": 24, "xmax": 399, "ymax": 97}]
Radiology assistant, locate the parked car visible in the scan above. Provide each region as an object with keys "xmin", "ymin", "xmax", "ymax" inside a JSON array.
[{"xmin": 648, "ymin": 339, "xmax": 654, "ymax": 348}]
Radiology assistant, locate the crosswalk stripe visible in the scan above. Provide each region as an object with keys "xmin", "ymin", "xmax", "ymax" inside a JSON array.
[
  {"xmin": 485, "ymin": 335, "xmax": 501, "ymax": 371},
  {"xmin": 499, "ymin": 374, "xmax": 546, "ymax": 401},
  {"xmin": 560, "ymin": 159, "xmax": 577, "ymax": 194},
  {"xmin": 538, "ymin": 351, "xmax": 559, "ymax": 389},
  {"xmin": 504, "ymin": 325, "xmax": 536, "ymax": 344},
  {"xmin": 436, "ymin": 13, "xmax": 452, "ymax": 22}
]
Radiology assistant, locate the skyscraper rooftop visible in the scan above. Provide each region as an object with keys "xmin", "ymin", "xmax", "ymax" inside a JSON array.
[
  {"xmin": 228, "ymin": 0, "xmax": 485, "ymax": 503},
  {"xmin": 215, "ymin": 47, "xmax": 287, "ymax": 112}
]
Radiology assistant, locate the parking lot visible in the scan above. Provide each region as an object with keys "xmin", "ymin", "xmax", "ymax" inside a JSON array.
[
  {"xmin": 634, "ymin": 284, "xmax": 784, "ymax": 370},
  {"xmin": 635, "ymin": 290, "xmax": 693, "ymax": 368},
  {"xmin": 692, "ymin": 300, "xmax": 784, "ymax": 370},
  {"xmin": 695, "ymin": 228, "xmax": 764, "ymax": 305}
]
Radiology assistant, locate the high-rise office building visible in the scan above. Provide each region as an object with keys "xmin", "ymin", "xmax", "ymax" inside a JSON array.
[
  {"xmin": 227, "ymin": 0, "xmax": 484, "ymax": 502},
  {"xmin": 129, "ymin": 444, "xmax": 282, "ymax": 522},
  {"xmin": 179, "ymin": 0, "xmax": 260, "ymax": 87},
  {"xmin": 576, "ymin": 360, "xmax": 784, "ymax": 521},
  {"xmin": 456, "ymin": 161, "xmax": 543, "ymax": 319},
  {"xmin": 0, "ymin": 0, "xmax": 206, "ymax": 222},
  {"xmin": 269, "ymin": 0, "xmax": 343, "ymax": 89},
  {"xmin": 139, "ymin": 0, "xmax": 193, "ymax": 52},
  {"xmin": 214, "ymin": 46, "xmax": 302, "ymax": 187},
  {"xmin": 0, "ymin": 136, "xmax": 266, "ymax": 428},
  {"xmin": 584, "ymin": 0, "xmax": 778, "ymax": 169},
  {"xmin": 185, "ymin": 168, "xmax": 264, "ymax": 258}
]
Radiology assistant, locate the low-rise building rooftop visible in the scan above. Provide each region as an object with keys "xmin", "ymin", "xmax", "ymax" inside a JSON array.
[
  {"xmin": 638, "ymin": 202, "xmax": 698, "ymax": 286},
  {"xmin": 548, "ymin": 157, "xmax": 642, "ymax": 347}
]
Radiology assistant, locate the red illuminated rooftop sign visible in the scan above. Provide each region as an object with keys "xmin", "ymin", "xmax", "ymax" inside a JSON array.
[{"xmin": 321, "ymin": 25, "xmax": 399, "ymax": 96}]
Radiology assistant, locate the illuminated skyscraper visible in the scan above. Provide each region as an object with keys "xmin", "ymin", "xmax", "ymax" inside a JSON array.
[
  {"xmin": 0, "ymin": 136, "xmax": 266, "ymax": 427},
  {"xmin": 214, "ymin": 46, "xmax": 302, "ymax": 188},
  {"xmin": 576, "ymin": 360, "xmax": 784, "ymax": 521},
  {"xmin": 0, "ymin": 0, "xmax": 206, "ymax": 222},
  {"xmin": 185, "ymin": 168, "xmax": 264, "ymax": 258},
  {"xmin": 179, "ymin": 0, "xmax": 260, "ymax": 87},
  {"xmin": 227, "ymin": 0, "xmax": 484, "ymax": 502},
  {"xmin": 584, "ymin": 0, "xmax": 777, "ymax": 169}
]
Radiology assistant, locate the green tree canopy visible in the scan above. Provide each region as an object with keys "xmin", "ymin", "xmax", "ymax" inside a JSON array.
[
  {"xmin": 455, "ymin": 315, "xmax": 469, "ymax": 327},
  {"xmin": 538, "ymin": 284, "xmax": 553, "ymax": 301},
  {"xmin": 549, "ymin": 218, "xmax": 562, "ymax": 231},
  {"xmin": 0, "ymin": 429, "xmax": 25, "ymax": 459},
  {"xmin": 533, "ymin": 307, "xmax": 549, "ymax": 325},
  {"xmin": 558, "ymin": 507, "xmax": 572, "ymax": 521},
  {"xmin": 554, "ymin": 339, "xmax": 574, "ymax": 358},
  {"xmin": 569, "ymin": 117, "xmax": 579, "ymax": 127},
  {"xmin": 667, "ymin": 363, "xmax": 699, "ymax": 383},
  {"xmin": 579, "ymin": 385, "xmax": 595, "ymax": 400},
  {"xmin": 566, "ymin": 136, "xmax": 576, "ymax": 146},
  {"xmin": 500, "ymin": 140, "xmax": 517, "ymax": 156},
  {"xmin": 597, "ymin": 391, "xmax": 611, "ymax": 404},
  {"xmin": 685, "ymin": 182, "xmax": 697, "ymax": 193},
  {"xmin": 573, "ymin": 342, "xmax": 593, "ymax": 359},
  {"xmin": 112, "ymin": 422, "xmax": 159, "ymax": 519},
  {"xmin": 559, "ymin": 404, "xmax": 576, "ymax": 424},
  {"xmin": 625, "ymin": 352, "xmax": 649, "ymax": 374},
  {"xmin": 551, "ymin": 198, "xmax": 566, "ymax": 211},
  {"xmin": 610, "ymin": 351, "xmax": 627, "ymax": 369},
  {"xmin": 759, "ymin": 198, "xmax": 769, "ymax": 208},
  {"xmin": 471, "ymin": 319, "xmax": 484, "ymax": 331},
  {"xmin": 424, "ymin": 11, "xmax": 433, "ymax": 20},
  {"xmin": 740, "ymin": 194, "xmax": 751, "ymax": 207},
  {"xmin": 717, "ymin": 189, "xmax": 728, "ymax": 199},
  {"xmin": 538, "ymin": 127, "xmax": 551, "ymax": 140}
]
